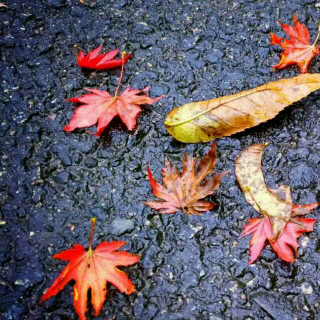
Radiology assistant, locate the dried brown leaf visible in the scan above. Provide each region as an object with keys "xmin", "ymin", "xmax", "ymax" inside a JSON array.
[{"xmin": 144, "ymin": 143, "xmax": 230, "ymax": 214}]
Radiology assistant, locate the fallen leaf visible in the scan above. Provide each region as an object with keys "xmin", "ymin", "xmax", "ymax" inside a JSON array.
[
  {"xmin": 0, "ymin": 3, "xmax": 7, "ymax": 8},
  {"xmin": 75, "ymin": 44, "xmax": 132, "ymax": 70},
  {"xmin": 65, "ymin": 53, "xmax": 162, "ymax": 136},
  {"xmin": 241, "ymin": 217, "xmax": 317, "ymax": 264},
  {"xmin": 41, "ymin": 218, "xmax": 139, "ymax": 320},
  {"xmin": 65, "ymin": 87, "xmax": 161, "ymax": 136},
  {"xmin": 165, "ymin": 74, "xmax": 320, "ymax": 143},
  {"xmin": 144, "ymin": 142, "xmax": 230, "ymax": 214},
  {"xmin": 270, "ymin": 15, "xmax": 320, "ymax": 73},
  {"xmin": 235, "ymin": 143, "xmax": 318, "ymax": 263}
]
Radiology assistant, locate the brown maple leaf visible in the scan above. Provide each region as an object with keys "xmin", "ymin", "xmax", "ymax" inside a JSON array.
[
  {"xmin": 41, "ymin": 218, "xmax": 139, "ymax": 320},
  {"xmin": 144, "ymin": 142, "xmax": 230, "ymax": 214}
]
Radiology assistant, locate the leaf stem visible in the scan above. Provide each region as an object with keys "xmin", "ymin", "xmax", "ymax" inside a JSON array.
[
  {"xmin": 74, "ymin": 44, "xmax": 78, "ymax": 57},
  {"xmin": 312, "ymin": 22, "xmax": 320, "ymax": 47},
  {"xmin": 114, "ymin": 52, "xmax": 127, "ymax": 98},
  {"xmin": 89, "ymin": 217, "xmax": 96, "ymax": 252}
]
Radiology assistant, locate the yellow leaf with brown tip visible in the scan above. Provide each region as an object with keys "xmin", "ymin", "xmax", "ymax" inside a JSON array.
[{"xmin": 165, "ymin": 74, "xmax": 320, "ymax": 143}]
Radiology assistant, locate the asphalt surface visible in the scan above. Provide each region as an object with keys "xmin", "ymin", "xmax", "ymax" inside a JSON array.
[{"xmin": 1, "ymin": 0, "xmax": 320, "ymax": 319}]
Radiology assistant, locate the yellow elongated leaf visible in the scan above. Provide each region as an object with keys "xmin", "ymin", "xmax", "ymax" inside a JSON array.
[
  {"xmin": 165, "ymin": 74, "xmax": 320, "ymax": 143},
  {"xmin": 235, "ymin": 143, "xmax": 292, "ymax": 240}
]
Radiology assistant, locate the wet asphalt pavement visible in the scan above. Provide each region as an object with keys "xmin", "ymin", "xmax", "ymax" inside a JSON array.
[{"xmin": 1, "ymin": 0, "xmax": 320, "ymax": 319}]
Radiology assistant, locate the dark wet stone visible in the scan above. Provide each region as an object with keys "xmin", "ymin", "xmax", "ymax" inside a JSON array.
[
  {"xmin": 113, "ymin": 0, "xmax": 128, "ymax": 8},
  {"xmin": 134, "ymin": 22, "xmax": 153, "ymax": 34},
  {"xmin": 252, "ymin": 292, "xmax": 303, "ymax": 320},
  {"xmin": 71, "ymin": 6, "xmax": 85, "ymax": 17},
  {"xmin": 286, "ymin": 148, "xmax": 309, "ymax": 161},
  {"xmin": 151, "ymin": 84, "xmax": 169, "ymax": 96},
  {"xmin": 48, "ymin": 0, "xmax": 66, "ymax": 8},
  {"xmin": 2, "ymin": 304, "xmax": 26, "ymax": 320},
  {"xmin": 0, "ymin": 36, "xmax": 15, "ymax": 48},
  {"xmin": 206, "ymin": 49, "xmax": 224, "ymax": 63},
  {"xmin": 64, "ymin": 80, "xmax": 81, "ymax": 92},
  {"xmin": 182, "ymin": 36, "xmax": 199, "ymax": 51},
  {"xmin": 54, "ymin": 171, "xmax": 69, "ymax": 184},
  {"xmin": 289, "ymin": 163, "xmax": 315, "ymax": 189},
  {"xmin": 111, "ymin": 218, "xmax": 135, "ymax": 236}
]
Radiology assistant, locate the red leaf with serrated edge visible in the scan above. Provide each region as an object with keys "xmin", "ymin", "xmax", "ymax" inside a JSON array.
[
  {"xmin": 270, "ymin": 15, "xmax": 320, "ymax": 73},
  {"xmin": 144, "ymin": 143, "xmax": 230, "ymax": 215},
  {"xmin": 64, "ymin": 87, "xmax": 162, "ymax": 136},
  {"xmin": 76, "ymin": 45, "xmax": 133, "ymax": 70},
  {"xmin": 41, "ymin": 219, "xmax": 139, "ymax": 320},
  {"xmin": 241, "ymin": 217, "xmax": 317, "ymax": 264},
  {"xmin": 236, "ymin": 144, "xmax": 319, "ymax": 264}
]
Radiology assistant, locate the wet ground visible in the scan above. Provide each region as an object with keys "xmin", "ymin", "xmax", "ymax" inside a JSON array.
[{"xmin": 1, "ymin": 0, "xmax": 320, "ymax": 319}]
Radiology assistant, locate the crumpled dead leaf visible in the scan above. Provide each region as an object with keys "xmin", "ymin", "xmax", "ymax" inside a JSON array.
[
  {"xmin": 144, "ymin": 142, "xmax": 230, "ymax": 214},
  {"xmin": 235, "ymin": 143, "xmax": 318, "ymax": 263},
  {"xmin": 165, "ymin": 74, "xmax": 320, "ymax": 143}
]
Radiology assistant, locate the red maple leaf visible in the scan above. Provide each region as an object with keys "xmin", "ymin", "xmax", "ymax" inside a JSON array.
[
  {"xmin": 65, "ymin": 52, "xmax": 162, "ymax": 136},
  {"xmin": 144, "ymin": 143, "xmax": 230, "ymax": 214},
  {"xmin": 241, "ymin": 215, "xmax": 317, "ymax": 264},
  {"xmin": 41, "ymin": 218, "xmax": 139, "ymax": 320},
  {"xmin": 270, "ymin": 15, "xmax": 320, "ymax": 73},
  {"xmin": 75, "ymin": 44, "xmax": 133, "ymax": 70},
  {"xmin": 236, "ymin": 144, "xmax": 319, "ymax": 264}
]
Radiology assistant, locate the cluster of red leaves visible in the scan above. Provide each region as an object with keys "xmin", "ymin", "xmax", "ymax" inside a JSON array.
[
  {"xmin": 242, "ymin": 212, "xmax": 317, "ymax": 264},
  {"xmin": 42, "ymin": 45, "xmax": 161, "ymax": 320},
  {"xmin": 65, "ymin": 46, "xmax": 162, "ymax": 136},
  {"xmin": 270, "ymin": 15, "xmax": 320, "ymax": 73},
  {"xmin": 42, "ymin": 14, "xmax": 320, "ymax": 320}
]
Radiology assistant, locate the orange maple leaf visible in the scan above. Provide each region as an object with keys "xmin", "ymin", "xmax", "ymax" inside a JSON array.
[
  {"xmin": 270, "ymin": 15, "xmax": 320, "ymax": 73},
  {"xmin": 41, "ymin": 218, "xmax": 139, "ymax": 320},
  {"xmin": 65, "ymin": 52, "xmax": 162, "ymax": 136},
  {"xmin": 144, "ymin": 143, "xmax": 230, "ymax": 214}
]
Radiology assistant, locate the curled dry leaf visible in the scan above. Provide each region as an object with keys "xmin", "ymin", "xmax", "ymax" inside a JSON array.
[
  {"xmin": 165, "ymin": 74, "xmax": 320, "ymax": 143},
  {"xmin": 144, "ymin": 142, "xmax": 230, "ymax": 214},
  {"xmin": 41, "ymin": 218, "xmax": 139, "ymax": 320},
  {"xmin": 235, "ymin": 144, "xmax": 318, "ymax": 264},
  {"xmin": 75, "ymin": 44, "xmax": 132, "ymax": 70},
  {"xmin": 270, "ymin": 15, "xmax": 320, "ymax": 73}
]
